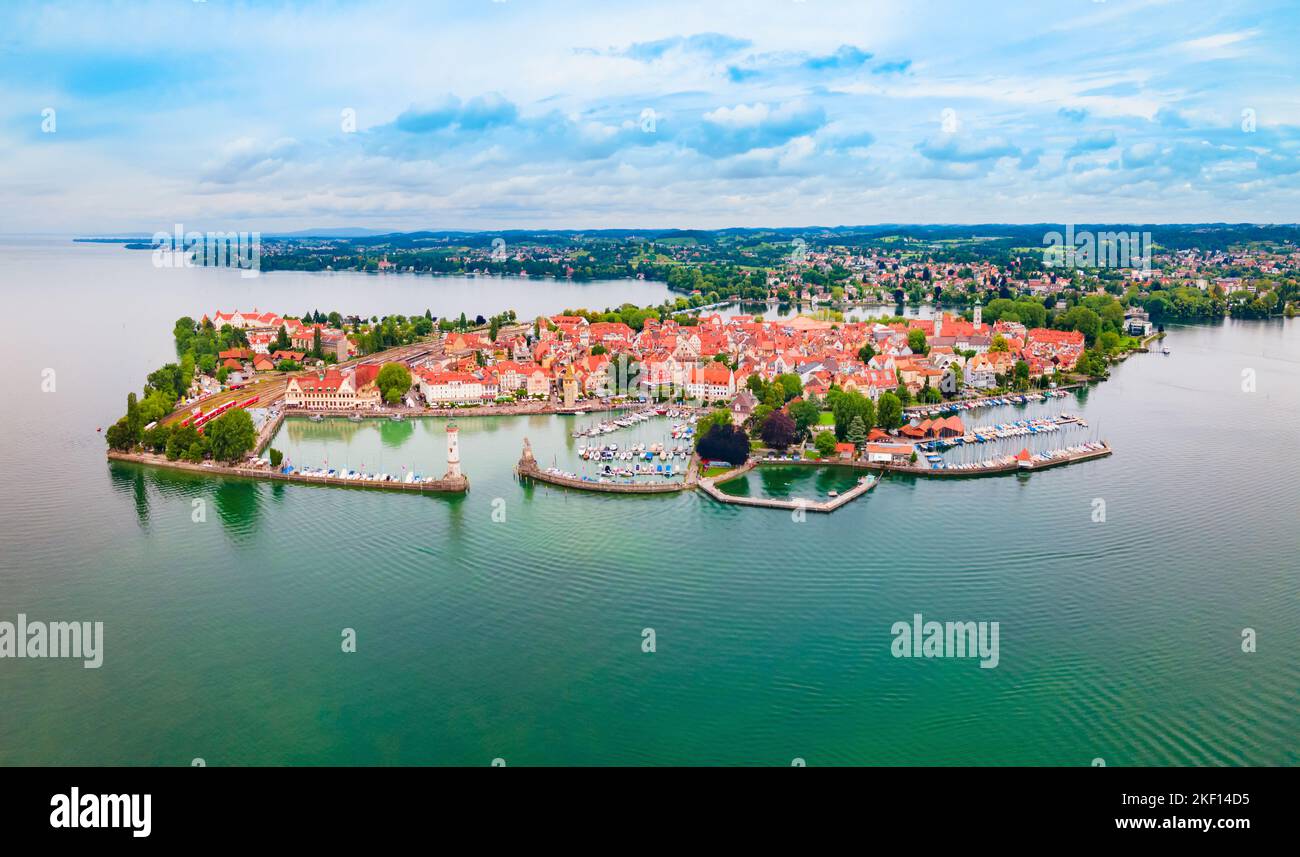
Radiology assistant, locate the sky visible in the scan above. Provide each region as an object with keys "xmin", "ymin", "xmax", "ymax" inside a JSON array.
[{"xmin": 2, "ymin": 0, "xmax": 1299, "ymax": 232}]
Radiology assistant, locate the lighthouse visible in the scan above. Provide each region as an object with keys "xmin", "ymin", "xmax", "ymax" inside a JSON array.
[{"xmin": 445, "ymin": 421, "xmax": 461, "ymax": 479}]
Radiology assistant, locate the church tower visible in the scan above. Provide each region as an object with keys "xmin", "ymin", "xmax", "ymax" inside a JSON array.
[
  {"xmin": 973, "ymin": 299, "xmax": 983, "ymax": 329},
  {"xmin": 445, "ymin": 421, "xmax": 461, "ymax": 479}
]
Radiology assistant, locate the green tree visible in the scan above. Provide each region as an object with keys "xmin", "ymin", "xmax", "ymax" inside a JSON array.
[
  {"xmin": 876, "ymin": 392, "xmax": 903, "ymax": 430},
  {"xmin": 141, "ymin": 424, "xmax": 172, "ymax": 453},
  {"xmin": 268, "ymin": 448, "xmax": 284, "ymax": 468},
  {"xmin": 787, "ymin": 398, "xmax": 821, "ymax": 440},
  {"xmin": 829, "ymin": 389, "xmax": 874, "ymax": 440},
  {"xmin": 377, "ymin": 363, "xmax": 413, "ymax": 405},
  {"xmin": 907, "ymin": 328, "xmax": 928, "ymax": 355},
  {"xmin": 814, "ymin": 430, "xmax": 838, "ymax": 458},
  {"xmin": 1058, "ymin": 306, "xmax": 1101, "ymax": 344},
  {"xmin": 166, "ymin": 424, "xmax": 199, "ymax": 460},
  {"xmin": 846, "ymin": 415, "xmax": 868, "ymax": 445},
  {"xmin": 774, "ymin": 372, "xmax": 803, "ymax": 402},
  {"xmin": 125, "ymin": 393, "xmax": 142, "ymax": 444},
  {"xmin": 205, "ymin": 408, "xmax": 257, "ymax": 462},
  {"xmin": 104, "ymin": 418, "xmax": 135, "ymax": 451}
]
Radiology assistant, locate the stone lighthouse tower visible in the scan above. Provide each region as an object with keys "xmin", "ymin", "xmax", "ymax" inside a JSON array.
[{"xmin": 444, "ymin": 421, "xmax": 461, "ymax": 479}]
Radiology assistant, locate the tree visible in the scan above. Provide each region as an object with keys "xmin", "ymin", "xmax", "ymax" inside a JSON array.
[
  {"xmin": 846, "ymin": 416, "xmax": 868, "ymax": 445},
  {"xmin": 829, "ymin": 389, "xmax": 874, "ymax": 440},
  {"xmin": 311, "ymin": 327, "xmax": 324, "ymax": 359},
  {"xmin": 120, "ymin": 392, "xmax": 144, "ymax": 445},
  {"xmin": 696, "ymin": 424, "xmax": 749, "ymax": 465},
  {"xmin": 141, "ymin": 424, "xmax": 172, "ymax": 453},
  {"xmin": 760, "ymin": 410, "xmax": 797, "ymax": 449},
  {"xmin": 166, "ymin": 424, "xmax": 199, "ymax": 460},
  {"xmin": 990, "ymin": 334, "xmax": 1009, "ymax": 353},
  {"xmin": 942, "ymin": 362, "xmax": 963, "ymax": 398},
  {"xmin": 814, "ymin": 430, "xmax": 838, "ymax": 458},
  {"xmin": 907, "ymin": 327, "xmax": 928, "ymax": 355},
  {"xmin": 774, "ymin": 373, "xmax": 803, "ymax": 402},
  {"xmin": 205, "ymin": 408, "xmax": 257, "ymax": 462},
  {"xmin": 104, "ymin": 418, "xmax": 135, "ymax": 451},
  {"xmin": 274, "ymin": 325, "xmax": 291, "ymax": 352},
  {"xmin": 268, "ymin": 448, "xmax": 284, "ymax": 468},
  {"xmin": 377, "ymin": 363, "xmax": 413, "ymax": 405},
  {"xmin": 857, "ymin": 343, "xmax": 876, "ymax": 363},
  {"xmin": 876, "ymin": 392, "xmax": 903, "ymax": 430},
  {"xmin": 787, "ymin": 399, "xmax": 821, "ymax": 440},
  {"xmin": 1013, "ymin": 359, "xmax": 1031, "ymax": 390},
  {"xmin": 1058, "ymin": 306, "xmax": 1101, "ymax": 344},
  {"xmin": 147, "ymin": 364, "xmax": 186, "ymax": 399},
  {"xmin": 693, "ymin": 408, "xmax": 735, "ymax": 449}
]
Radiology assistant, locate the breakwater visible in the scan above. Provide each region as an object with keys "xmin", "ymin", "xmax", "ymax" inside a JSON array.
[{"xmin": 106, "ymin": 450, "xmax": 469, "ymax": 493}]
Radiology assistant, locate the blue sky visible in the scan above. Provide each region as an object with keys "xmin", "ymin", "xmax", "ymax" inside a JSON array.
[{"xmin": 3, "ymin": 0, "xmax": 1299, "ymax": 232}]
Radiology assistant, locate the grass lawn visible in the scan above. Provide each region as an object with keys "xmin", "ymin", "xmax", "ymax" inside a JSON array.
[
  {"xmin": 702, "ymin": 466, "xmax": 734, "ymax": 478},
  {"xmin": 817, "ymin": 411, "xmax": 836, "ymax": 425}
]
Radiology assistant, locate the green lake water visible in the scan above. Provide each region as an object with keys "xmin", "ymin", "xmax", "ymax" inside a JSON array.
[
  {"xmin": 717, "ymin": 465, "xmax": 864, "ymax": 501},
  {"xmin": 1, "ymin": 237, "xmax": 1297, "ymax": 765}
]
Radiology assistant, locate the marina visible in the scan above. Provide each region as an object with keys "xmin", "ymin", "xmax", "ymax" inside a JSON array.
[{"xmin": 904, "ymin": 387, "xmax": 1079, "ymax": 418}]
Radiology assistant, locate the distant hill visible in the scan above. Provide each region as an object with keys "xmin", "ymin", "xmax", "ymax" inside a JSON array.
[{"xmin": 265, "ymin": 227, "xmax": 392, "ymax": 238}]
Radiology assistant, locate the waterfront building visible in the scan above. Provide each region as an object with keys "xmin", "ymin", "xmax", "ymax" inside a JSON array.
[
  {"xmin": 864, "ymin": 442, "xmax": 916, "ymax": 465},
  {"xmin": 417, "ymin": 369, "xmax": 497, "ymax": 404},
  {"xmin": 284, "ymin": 368, "xmax": 381, "ymax": 409}
]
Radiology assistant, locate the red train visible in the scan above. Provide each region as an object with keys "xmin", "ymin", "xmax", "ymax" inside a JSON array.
[{"xmin": 182, "ymin": 394, "xmax": 259, "ymax": 432}]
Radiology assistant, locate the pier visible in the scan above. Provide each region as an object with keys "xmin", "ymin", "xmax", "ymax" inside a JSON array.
[
  {"xmin": 698, "ymin": 463, "xmax": 879, "ymax": 513},
  {"xmin": 107, "ymin": 450, "xmax": 470, "ymax": 493},
  {"xmin": 904, "ymin": 385, "xmax": 1087, "ymax": 417},
  {"xmin": 870, "ymin": 442, "xmax": 1113, "ymax": 477}
]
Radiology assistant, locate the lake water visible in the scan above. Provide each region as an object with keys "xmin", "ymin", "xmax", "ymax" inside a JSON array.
[
  {"xmin": 717, "ymin": 465, "xmax": 864, "ymax": 501},
  {"xmin": 1, "ymin": 238, "xmax": 1297, "ymax": 765}
]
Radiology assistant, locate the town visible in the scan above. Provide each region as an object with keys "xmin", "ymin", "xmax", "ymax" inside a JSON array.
[{"xmin": 101, "ymin": 225, "xmax": 1300, "ymax": 504}]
